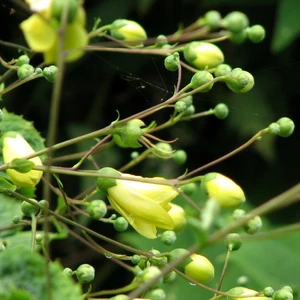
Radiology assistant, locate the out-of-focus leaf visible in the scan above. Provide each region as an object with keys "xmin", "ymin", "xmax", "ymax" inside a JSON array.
[{"xmin": 271, "ymin": 0, "xmax": 300, "ymax": 53}]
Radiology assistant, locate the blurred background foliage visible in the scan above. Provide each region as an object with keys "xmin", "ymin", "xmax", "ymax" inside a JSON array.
[{"xmin": 0, "ymin": 0, "xmax": 299, "ymax": 299}]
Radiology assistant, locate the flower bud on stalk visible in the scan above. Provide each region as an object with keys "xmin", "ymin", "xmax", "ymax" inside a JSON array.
[
  {"xmin": 75, "ymin": 264, "xmax": 95, "ymax": 284},
  {"xmin": 214, "ymin": 103, "xmax": 229, "ymax": 119},
  {"xmin": 204, "ymin": 10, "xmax": 222, "ymax": 29},
  {"xmin": 17, "ymin": 64, "xmax": 35, "ymax": 80},
  {"xmin": 2, "ymin": 132, "xmax": 43, "ymax": 188},
  {"xmin": 246, "ymin": 25, "xmax": 266, "ymax": 43},
  {"xmin": 87, "ymin": 200, "xmax": 107, "ymax": 219},
  {"xmin": 190, "ymin": 71, "xmax": 214, "ymax": 92},
  {"xmin": 225, "ymin": 68, "xmax": 254, "ymax": 93},
  {"xmin": 184, "ymin": 42, "xmax": 224, "ymax": 70},
  {"xmin": 224, "ymin": 287, "xmax": 269, "ymax": 300},
  {"xmin": 221, "ymin": 11, "xmax": 249, "ymax": 33},
  {"xmin": 164, "ymin": 52, "xmax": 180, "ymax": 71},
  {"xmin": 214, "ymin": 64, "xmax": 232, "ymax": 77},
  {"xmin": 167, "ymin": 203, "xmax": 187, "ymax": 232}
]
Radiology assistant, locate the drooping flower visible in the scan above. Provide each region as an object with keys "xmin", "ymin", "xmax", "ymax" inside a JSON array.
[
  {"xmin": 96, "ymin": 167, "xmax": 178, "ymax": 239},
  {"xmin": 2, "ymin": 132, "xmax": 43, "ymax": 187},
  {"xmin": 20, "ymin": 0, "xmax": 88, "ymax": 63}
]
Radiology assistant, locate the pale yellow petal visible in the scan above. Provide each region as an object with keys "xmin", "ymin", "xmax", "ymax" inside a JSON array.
[{"xmin": 20, "ymin": 14, "xmax": 56, "ymax": 52}]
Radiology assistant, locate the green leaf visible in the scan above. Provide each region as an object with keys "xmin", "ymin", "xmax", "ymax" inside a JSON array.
[
  {"xmin": 0, "ymin": 177, "xmax": 16, "ymax": 193},
  {"xmin": 271, "ymin": 0, "xmax": 300, "ymax": 52}
]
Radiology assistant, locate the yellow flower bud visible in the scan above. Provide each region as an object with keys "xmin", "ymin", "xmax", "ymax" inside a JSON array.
[
  {"xmin": 96, "ymin": 167, "xmax": 178, "ymax": 239},
  {"xmin": 201, "ymin": 173, "xmax": 245, "ymax": 209},
  {"xmin": 2, "ymin": 132, "xmax": 43, "ymax": 187},
  {"xmin": 225, "ymin": 287, "xmax": 269, "ymax": 300},
  {"xmin": 168, "ymin": 203, "xmax": 186, "ymax": 232}
]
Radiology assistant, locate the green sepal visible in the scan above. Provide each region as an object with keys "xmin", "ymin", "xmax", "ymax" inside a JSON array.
[
  {"xmin": 200, "ymin": 172, "xmax": 217, "ymax": 194},
  {"xmin": 167, "ymin": 248, "xmax": 193, "ymax": 272},
  {"xmin": 8, "ymin": 158, "xmax": 35, "ymax": 173},
  {"xmin": 96, "ymin": 167, "xmax": 119, "ymax": 195},
  {"xmin": 0, "ymin": 177, "xmax": 16, "ymax": 193}
]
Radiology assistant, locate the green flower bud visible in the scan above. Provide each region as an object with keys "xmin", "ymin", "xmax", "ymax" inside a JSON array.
[
  {"xmin": 63, "ymin": 267, "xmax": 73, "ymax": 276},
  {"xmin": 263, "ymin": 287, "xmax": 274, "ymax": 297},
  {"xmin": 51, "ymin": 0, "xmax": 79, "ymax": 23},
  {"xmin": 164, "ymin": 52, "xmax": 180, "ymax": 72},
  {"xmin": 236, "ymin": 276, "xmax": 249, "ymax": 286},
  {"xmin": 35, "ymin": 233, "xmax": 43, "ymax": 243},
  {"xmin": 112, "ymin": 119, "xmax": 145, "ymax": 148},
  {"xmin": 138, "ymin": 266, "xmax": 163, "ymax": 288},
  {"xmin": 17, "ymin": 64, "xmax": 34, "ymax": 80},
  {"xmin": 225, "ymin": 233, "xmax": 242, "ymax": 251},
  {"xmin": 268, "ymin": 122, "xmax": 280, "ymax": 135},
  {"xmin": 35, "ymin": 67, "xmax": 43, "ymax": 74},
  {"xmin": 225, "ymin": 68, "xmax": 254, "ymax": 93},
  {"xmin": 246, "ymin": 25, "xmax": 266, "ymax": 43},
  {"xmin": 161, "ymin": 230, "xmax": 177, "ymax": 245},
  {"xmin": 214, "ymin": 64, "xmax": 232, "ymax": 77},
  {"xmin": 184, "ymin": 42, "xmax": 224, "ymax": 70},
  {"xmin": 168, "ymin": 203, "xmax": 186, "ymax": 232},
  {"xmin": 114, "ymin": 216, "xmax": 128, "ymax": 232},
  {"xmin": 244, "ymin": 215, "xmax": 262, "ymax": 234},
  {"xmin": 131, "ymin": 254, "xmax": 141, "ymax": 265},
  {"xmin": 0, "ymin": 241, "xmax": 6, "ymax": 252},
  {"xmin": 174, "ymin": 100, "xmax": 187, "ymax": 113},
  {"xmin": 225, "ymin": 287, "xmax": 266, "ymax": 300},
  {"xmin": 96, "ymin": 167, "xmax": 119, "ymax": 195},
  {"xmin": 109, "ymin": 295, "xmax": 129, "ymax": 300},
  {"xmin": 276, "ymin": 117, "xmax": 295, "ymax": 137},
  {"xmin": 163, "ymin": 270, "xmax": 177, "ymax": 283},
  {"xmin": 87, "ymin": 200, "xmax": 107, "ymax": 219},
  {"xmin": 232, "ymin": 208, "xmax": 246, "ymax": 220},
  {"xmin": 229, "ymin": 30, "xmax": 248, "ymax": 44},
  {"xmin": 12, "ymin": 215, "xmax": 21, "ymax": 224},
  {"xmin": 144, "ymin": 288, "xmax": 166, "ymax": 300},
  {"xmin": 201, "ymin": 173, "xmax": 246, "ymax": 209},
  {"xmin": 39, "ymin": 200, "xmax": 49, "ymax": 210},
  {"xmin": 149, "ymin": 249, "xmax": 168, "ymax": 268},
  {"xmin": 43, "ymin": 65, "xmax": 58, "ymax": 83},
  {"xmin": 173, "ymin": 150, "xmax": 187, "ymax": 164},
  {"xmin": 190, "ymin": 71, "xmax": 214, "ymax": 92},
  {"xmin": 183, "ymin": 104, "xmax": 195, "ymax": 116},
  {"xmin": 204, "ymin": 10, "xmax": 222, "ymax": 29},
  {"xmin": 181, "ymin": 95, "xmax": 193, "ymax": 107},
  {"xmin": 273, "ymin": 290, "xmax": 293, "ymax": 300},
  {"xmin": 110, "ymin": 19, "xmax": 147, "ymax": 45},
  {"xmin": 21, "ymin": 199, "xmax": 39, "ymax": 216},
  {"xmin": 130, "ymin": 151, "xmax": 139, "ymax": 160},
  {"xmin": 222, "ymin": 11, "xmax": 249, "ymax": 33},
  {"xmin": 214, "ymin": 103, "xmax": 229, "ymax": 119},
  {"xmin": 17, "ymin": 54, "xmax": 30, "ymax": 66},
  {"xmin": 156, "ymin": 35, "xmax": 168, "ymax": 46},
  {"xmin": 8, "ymin": 158, "xmax": 34, "ymax": 173},
  {"xmin": 76, "ymin": 264, "xmax": 95, "ymax": 284},
  {"xmin": 181, "ymin": 182, "xmax": 197, "ymax": 195},
  {"xmin": 282, "ymin": 286, "xmax": 293, "ymax": 295},
  {"xmin": 154, "ymin": 142, "xmax": 173, "ymax": 158}
]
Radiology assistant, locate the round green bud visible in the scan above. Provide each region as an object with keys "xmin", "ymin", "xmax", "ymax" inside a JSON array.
[
  {"xmin": 246, "ymin": 25, "xmax": 266, "ymax": 43},
  {"xmin": 244, "ymin": 215, "xmax": 262, "ymax": 234},
  {"xmin": 35, "ymin": 67, "xmax": 43, "ymax": 74},
  {"xmin": 164, "ymin": 52, "xmax": 180, "ymax": 71},
  {"xmin": 263, "ymin": 287, "xmax": 274, "ymax": 297},
  {"xmin": 76, "ymin": 264, "xmax": 95, "ymax": 284},
  {"xmin": 110, "ymin": 19, "xmax": 147, "ymax": 45},
  {"xmin": 222, "ymin": 11, "xmax": 249, "ymax": 33},
  {"xmin": 168, "ymin": 203, "xmax": 187, "ymax": 232},
  {"xmin": 225, "ymin": 233, "xmax": 242, "ymax": 251},
  {"xmin": 173, "ymin": 150, "xmax": 187, "ymax": 164},
  {"xmin": 0, "ymin": 241, "xmax": 6, "ymax": 252},
  {"xmin": 96, "ymin": 167, "xmax": 119, "ymax": 195},
  {"xmin": 184, "ymin": 42, "xmax": 224, "ymax": 70},
  {"xmin": 12, "ymin": 215, "xmax": 21, "ymax": 224},
  {"xmin": 17, "ymin": 55, "xmax": 30, "ymax": 66},
  {"xmin": 181, "ymin": 182, "xmax": 197, "ymax": 195},
  {"xmin": 161, "ymin": 230, "xmax": 177, "ymax": 245},
  {"xmin": 154, "ymin": 142, "xmax": 173, "ymax": 158},
  {"xmin": 51, "ymin": 0, "xmax": 79, "ymax": 23},
  {"xmin": 229, "ymin": 30, "xmax": 248, "ymax": 44},
  {"xmin": 39, "ymin": 200, "xmax": 49, "ymax": 210},
  {"xmin": 87, "ymin": 200, "xmax": 107, "ymax": 219},
  {"xmin": 174, "ymin": 100, "xmax": 187, "ymax": 113},
  {"xmin": 163, "ymin": 271, "xmax": 177, "ymax": 283},
  {"xmin": 144, "ymin": 288, "xmax": 166, "ymax": 300},
  {"xmin": 109, "ymin": 295, "xmax": 129, "ymax": 300},
  {"xmin": 204, "ymin": 10, "xmax": 222, "ymax": 29},
  {"xmin": 35, "ymin": 233, "xmax": 43, "ymax": 243},
  {"xmin": 21, "ymin": 199, "xmax": 39, "ymax": 217},
  {"xmin": 276, "ymin": 117, "xmax": 295, "ymax": 137},
  {"xmin": 181, "ymin": 95, "xmax": 193, "ymax": 107},
  {"xmin": 156, "ymin": 35, "xmax": 168, "ymax": 46},
  {"xmin": 225, "ymin": 68, "xmax": 254, "ymax": 93},
  {"xmin": 273, "ymin": 290, "xmax": 293, "ymax": 300},
  {"xmin": 183, "ymin": 104, "xmax": 195, "ymax": 116},
  {"xmin": 131, "ymin": 254, "xmax": 141, "ymax": 265},
  {"xmin": 268, "ymin": 122, "xmax": 280, "ymax": 135},
  {"xmin": 236, "ymin": 275, "xmax": 249, "ymax": 287},
  {"xmin": 191, "ymin": 71, "xmax": 214, "ymax": 92},
  {"xmin": 138, "ymin": 266, "xmax": 163, "ymax": 288},
  {"xmin": 214, "ymin": 103, "xmax": 229, "ymax": 119},
  {"xmin": 114, "ymin": 217, "xmax": 128, "ymax": 232},
  {"xmin": 43, "ymin": 65, "xmax": 58, "ymax": 83},
  {"xmin": 232, "ymin": 209, "xmax": 246, "ymax": 220},
  {"xmin": 149, "ymin": 249, "xmax": 168, "ymax": 268},
  {"xmin": 214, "ymin": 64, "xmax": 232, "ymax": 77},
  {"xmin": 17, "ymin": 64, "xmax": 34, "ymax": 80},
  {"xmin": 130, "ymin": 151, "xmax": 139, "ymax": 159},
  {"xmin": 282, "ymin": 286, "xmax": 293, "ymax": 295},
  {"xmin": 63, "ymin": 267, "xmax": 73, "ymax": 276}
]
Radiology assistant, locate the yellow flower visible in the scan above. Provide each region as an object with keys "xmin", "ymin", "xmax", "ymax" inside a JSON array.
[
  {"xmin": 2, "ymin": 132, "xmax": 43, "ymax": 187},
  {"xmin": 20, "ymin": 0, "xmax": 88, "ymax": 63},
  {"xmin": 201, "ymin": 173, "xmax": 245, "ymax": 208},
  {"xmin": 96, "ymin": 167, "xmax": 178, "ymax": 239}
]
